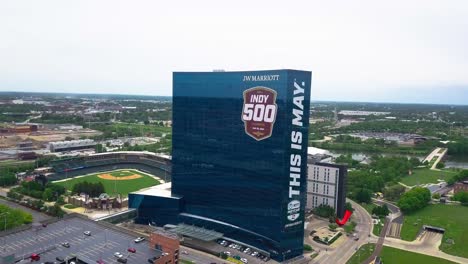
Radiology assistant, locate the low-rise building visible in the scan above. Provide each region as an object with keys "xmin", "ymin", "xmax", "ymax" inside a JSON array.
[
  {"xmin": 454, "ymin": 181, "xmax": 468, "ymax": 194},
  {"xmin": 149, "ymin": 230, "xmax": 180, "ymax": 264}
]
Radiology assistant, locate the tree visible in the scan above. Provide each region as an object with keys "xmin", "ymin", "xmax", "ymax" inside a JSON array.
[
  {"xmin": 95, "ymin": 144, "xmax": 105, "ymax": 153},
  {"xmin": 453, "ymin": 191, "xmax": 468, "ymax": 205},
  {"xmin": 313, "ymin": 205, "xmax": 335, "ymax": 218},
  {"xmin": 328, "ymin": 223, "xmax": 338, "ymax": 231},
  {"xmin": 372, "ymin": 204, "xmax": 390, "ymax": 217},
  {"xmin": 436, "ymin": 162, "xmax": 445, "ymax": 169},
  {"xmin": 398, "ymin": 187, "xmax": 431, "ymax": 213},
  {"xmin": 409, "ymin": 157, "xmax": 421, "ymax": 168},
  {"xmin": 356, "ymin": 188, "xmax": 372, "ymax": 204},
  {"xmin": 345, "ymin": 202, "xmax": 354, "ymax": 212},
  {"xmin": 432, "ymin": 193, "xmax": 441, "ymax": 199},
  {"xmin": 42, "ymin": 188, "xmax": 54, "ymax": 201},
  {"xmin": 383, "ymin": 185, "xmax": 406, "ymax": 201}
]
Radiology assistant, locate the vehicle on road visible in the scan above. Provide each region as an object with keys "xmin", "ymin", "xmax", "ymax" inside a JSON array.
[
  {"xmin": 62, "ymin": 242, "xmax": 70, "ymax": 248},
  {"xmin": 56, "ymin": 256, "xmax": 65, "ymax": 262},
  {"xmin": 127, "ymin": 248, "xmax": 136, "ymax": 253},
  {"xmin": 241, "ymin": 257, "xmax": 248, "ymax": 263},
  {"xmin": 134, "ymin": 236, "xmax": 145, "ymax": 243},
  {"xmin": 84, "ymin": 231, "xmax": 91, "ymax": 236}
]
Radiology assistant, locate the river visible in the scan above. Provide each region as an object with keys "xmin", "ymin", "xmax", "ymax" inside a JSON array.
[{"xmin": 309, "ymin": 147, "xmax": 468, "ymax": 169}]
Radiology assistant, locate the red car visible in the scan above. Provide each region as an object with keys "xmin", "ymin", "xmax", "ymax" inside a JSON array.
[
  {"xmin": 96, "ymin": 260, "xmax": 105, "ymax": 264},
  {"xmin": 127, "ymin": 248, "xmax": 136, "ymax": 253},
  {"xmin": 30, "ymin": 254, "xmax": 40, "ymax": 261}
]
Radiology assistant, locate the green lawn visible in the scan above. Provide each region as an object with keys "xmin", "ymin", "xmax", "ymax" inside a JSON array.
[
  {"xmin": 53, "ymin": 169, "xmax": 160, "ymax": 197},
  {"xmin": 400, "ymin": 204, "xmax": 468, "ymax": 258},
  {"xmin": 380, "ymin": 246, "xmax": 457, "ymax": 264},
  {"xmin": 400, "ymin": 168, "xmax": 457, "ymax": 186},
  {"xmin": 346, "ymin": 243, "xmax": 375, "ymax": 264}
]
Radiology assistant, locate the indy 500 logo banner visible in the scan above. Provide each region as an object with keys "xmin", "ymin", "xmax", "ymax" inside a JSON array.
[{"xmin": 241, "ymin": 87, "xmax": 278, "ymax": 141}]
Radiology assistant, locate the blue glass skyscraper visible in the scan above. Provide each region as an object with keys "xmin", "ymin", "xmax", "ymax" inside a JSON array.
[{"xmin": 130, "ymin": 69, "xmax": 311, "ymax": 262}]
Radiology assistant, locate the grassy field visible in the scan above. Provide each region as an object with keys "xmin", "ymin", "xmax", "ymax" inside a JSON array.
[
  {"xmin": 400, "ymin": 204, "xmax": 468, "ymax": 258},
  {"xmin": 53, "ymin": 169, "xmax": 160, "ymax": 197},
  {"xmin": 346, "ymin": 243, "xmax": 376, "ymax": 264},
  {"xmin": 380, "ymin": 246, "xmax": 457, "ymax": 264},
  {"xmin": 400, "ymin": 168, "xmax": 457, "ymax": 186}
]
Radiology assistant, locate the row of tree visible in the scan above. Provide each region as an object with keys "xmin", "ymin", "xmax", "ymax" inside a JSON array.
[{"xmin": 12, "ymin": 181, "xmax": 66, "ymax": 202}]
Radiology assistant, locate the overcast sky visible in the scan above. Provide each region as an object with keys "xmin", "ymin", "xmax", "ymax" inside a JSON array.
[{"xmin": 1, "ymin": 0, "xmax": 467, "ymax": 104}]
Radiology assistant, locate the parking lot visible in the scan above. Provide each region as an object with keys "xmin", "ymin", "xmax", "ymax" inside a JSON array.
[
  {"xmin": 217, "ymin": 239, "xmax": 271, "ymax": 264},
  {"xmin": 1, "ymin": 216, "xmax": 159, "ymax": 263}
]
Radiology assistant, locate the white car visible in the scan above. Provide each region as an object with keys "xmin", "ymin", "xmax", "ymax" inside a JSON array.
[
  {"xmin": 114, "ymin": 252, "xmax": 124, "ymax": 258},
  {"xmin": 241, "ymin": 258, "xmax": 248, "ymax": 263},
  {"xmin": 83, "ymin": 231, "xmax": 91, "ymax": 236},
  {"xmin": 134, "ymin": 237, "xmax": 146, "ymax": 243}
]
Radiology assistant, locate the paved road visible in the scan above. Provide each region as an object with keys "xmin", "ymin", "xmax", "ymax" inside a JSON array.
[
  {"xmin": 0, "ymin": 198, "xmax": 51, "ymax": 222},
  {"xmin": 310, "ymin": 200, "xmax": 376, "ymax": 264},
  {"xmin": 362, "ymin": 217, "xmax": 390, "ymax": 264}
]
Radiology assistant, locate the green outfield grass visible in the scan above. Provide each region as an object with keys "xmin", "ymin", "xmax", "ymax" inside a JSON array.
[
  {"xmin": 400, "ymin": 204, "xmax": 468, "ymax": 258},
  {"xmin": 380, "ymin": 246, "xmax": 457, "ymax": 264},
  {"xmin": 53, "ymin": 169, "xmax": 160, "ymax": 197},
  {"xmin": 399, "ymin": 168, "xmax": 457, "ymax": 186}
]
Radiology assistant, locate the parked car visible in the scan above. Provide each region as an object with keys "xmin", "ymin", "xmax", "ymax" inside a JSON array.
[
  {"xmin": 117, "ymin": 258, "xmax": 127, "ymax": 263},
  {"xmin": 127, "ymin": 248, "xmax": 136, "ymax": 253},
  {"xmin": 56, "ymin": 256, "xmax": 65, "ymax": 262},
  {"xmin": 96, "ymin": 260, "xmax": 105, "ymax": 264},
  {"xmin": 62, "ymin": 242, "xmax": 70, "ymax": 248},
  {"xmin": 241, "ymin": 258, "xmax": 248, "ymax": 264},
  {"xmin": 84, "ymin": 231, "xmax": 91, "ymax": 236},
  {"xmin": 114, "ymin": 252, "xmax": 124, "ymax": 258},
  {"xmin": 30, "ymin": 254, "xmax": 40, "ymax": 261},
  {"xmin": 134, "ymin": 236, "xmax": 145, "ymax": 243}
]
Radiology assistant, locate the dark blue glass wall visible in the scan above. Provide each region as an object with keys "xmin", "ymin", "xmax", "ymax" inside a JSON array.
[{"xmin": 172, "ymin": 70, "xmax": 311, "ymax": 261}]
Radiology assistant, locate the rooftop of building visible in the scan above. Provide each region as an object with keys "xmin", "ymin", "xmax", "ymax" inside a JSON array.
[{"xmin": 131, "ymin": 182, "xmax": 180, "ymax": 198}]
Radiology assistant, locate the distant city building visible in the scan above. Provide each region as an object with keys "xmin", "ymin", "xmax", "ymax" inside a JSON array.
[
  {"xmin": 454, "ymin": 181, "xmax": 468, "ymax": 194},
  {"xmin": 338, "ymin": 110, "xmax": 390, "ymax": 116},
  {"xmin": 306, "ymin": 162, "xmax": 347, "ymax": 218},
  {"xmin": 58, "ymin": 125, "xmax": 83, "ymax": 130},
  {"xmin": 149, "ymin": 231, "xmax": 180, "ymax": 264},
  {"xmin": 49, "ymin": 139, "xmax": 96, "ymax": 152},
  {"xmin": 17, "ymin": 141, "xmax": 34, "ymax": 151}
]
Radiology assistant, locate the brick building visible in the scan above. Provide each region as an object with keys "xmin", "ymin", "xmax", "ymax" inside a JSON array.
[{"xmin": 149, "ymin": 230, "xmax": 180, "ymax": 264}]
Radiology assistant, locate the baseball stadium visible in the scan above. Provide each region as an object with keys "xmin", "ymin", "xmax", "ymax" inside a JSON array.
[{"xmin": 48, "ymin": 151, "xmax": 171, "ymax": 196}]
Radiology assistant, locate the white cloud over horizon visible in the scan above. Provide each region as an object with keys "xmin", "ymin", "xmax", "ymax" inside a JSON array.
[{"xmin": 0, "ymin": 0, "xmax": 467, "ymax": 104}]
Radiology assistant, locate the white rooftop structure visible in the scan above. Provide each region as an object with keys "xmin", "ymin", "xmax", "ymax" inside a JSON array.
[{"xmin": 132, "ymin": 182, "xmax": 174, "ymax": 198}]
